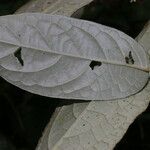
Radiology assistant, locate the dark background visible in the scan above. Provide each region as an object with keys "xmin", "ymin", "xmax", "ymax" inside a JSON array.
[{"xmin": 0, "ymin": 0, "xmax": 150, "ymax": 150}]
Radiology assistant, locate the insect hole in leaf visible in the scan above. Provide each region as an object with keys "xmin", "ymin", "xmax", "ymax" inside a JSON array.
[
  {"xmin": 125, "ymin": 51, "xmax": 134, "ymax": 64},
  {"xmin": 89, "ymin": 61, "xmax": 102, "ymax": 70},
  {"xmin": 14, "ymin": 47, "xmax": 24, "ymax": 66}
]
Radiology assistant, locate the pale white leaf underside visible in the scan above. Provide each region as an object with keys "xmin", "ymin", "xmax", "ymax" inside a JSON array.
[{"xmin": 0, "ymin": 13, "xmax": 149, "ymax": 100}]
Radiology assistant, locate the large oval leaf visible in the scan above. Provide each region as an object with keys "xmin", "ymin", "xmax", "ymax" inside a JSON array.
[{"xmin": 0, "ymin": 13, "xmax": 149, "ymax": 100}]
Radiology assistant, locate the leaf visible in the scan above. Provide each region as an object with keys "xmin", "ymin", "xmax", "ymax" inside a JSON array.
[
  {"xmin": 0, "ymin": 13, "xmax": 149, "ymax": 100},
  {"xmin": 16, "ymin": 0, "xmax": 94, "ymax": 16}
]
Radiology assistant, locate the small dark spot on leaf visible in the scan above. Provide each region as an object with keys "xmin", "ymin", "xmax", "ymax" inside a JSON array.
[
  {"xmin": 89, "ymin": 61, "xmax": 102, "ymax": 70},
  {"xmin": 83, "ymin": 124, "xmax": 85, "ymax": 126},
  {"xmin": 14, "ymin": 47, "xmax": 24, "ymax": 66}
]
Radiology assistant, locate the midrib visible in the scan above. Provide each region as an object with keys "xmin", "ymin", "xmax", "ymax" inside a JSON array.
[{"xmin": 0, "ymin": 39, "xmax": 149, "ymax": 72}]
